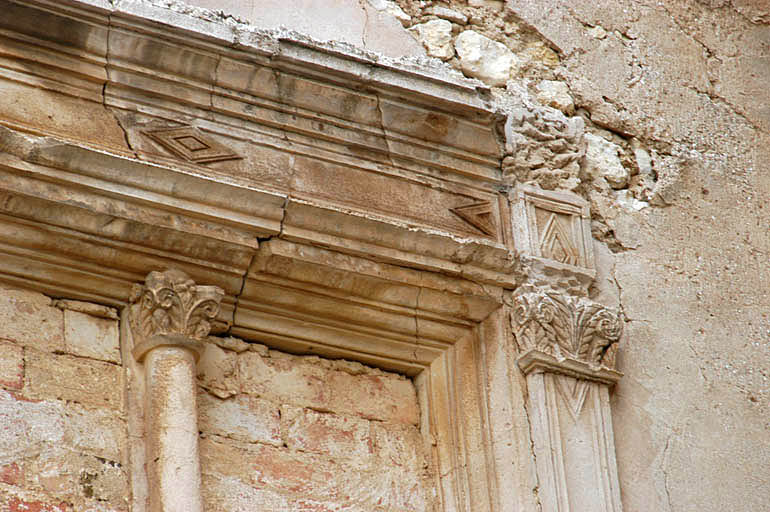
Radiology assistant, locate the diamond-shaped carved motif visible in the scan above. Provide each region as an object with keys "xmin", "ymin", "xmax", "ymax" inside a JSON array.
[
  {"xmin": 539, "ymin": 213, "xmax": 578, "ymax": 266},
  {"xmin": 143, "ymin": 126, "xmax": 242, "ymax": 164}
]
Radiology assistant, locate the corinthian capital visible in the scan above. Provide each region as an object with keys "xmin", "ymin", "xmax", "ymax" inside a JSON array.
[
  {"xmin": 511, "ymin": 287, "xmax": 623, "ymax": 382},
  {"xmin": 129, "ymin": 269, "xmax": 224, "ymax": 357}
]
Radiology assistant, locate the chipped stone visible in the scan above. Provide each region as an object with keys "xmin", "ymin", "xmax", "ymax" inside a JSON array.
[
  {"xmin": 587, "ymin": 25, "xmax": 607, "ymax": 39},
  {"xmin": 410, "ymin": 19, "xmax": 454, "ymax": 60},
  {"xmin": 535, "ymin": 80, "xmax": 575, "ymax": 114},
  {"xmin": 583, "ymin": 133, "xmax": 630, "ymax": 189},
  {"xmin": 426, "ymin": 6, "xmax": 468, "ymax": 25},
  {"xmin": 454, "ymin": 30, "xmax": 519, "ymax": 86},
  {"xmin": 367, "ymin": 0, "xmax": 411, "ymax": 27},
  {"xmin": 53, "ymin": 299, "xmax": 118, "ymax": 320}
]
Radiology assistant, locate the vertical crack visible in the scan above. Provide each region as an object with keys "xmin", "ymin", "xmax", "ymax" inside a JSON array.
[{"xmin": 661, "ymin": 433, "xmax": 674, "ymax": 511}]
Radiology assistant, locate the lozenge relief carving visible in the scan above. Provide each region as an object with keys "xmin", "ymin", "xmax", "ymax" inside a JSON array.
[
  {"xmin": 142, "ymin": 126, "xmax": 242, "ymax": 164},
  {"xmin": 511, "ymin": 185, "xmax": 595, "ymax": 275}
]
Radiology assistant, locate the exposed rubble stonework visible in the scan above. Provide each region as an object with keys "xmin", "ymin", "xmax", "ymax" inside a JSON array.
[{"xmin": 0, "ymin": 0, "xmax": 767, "ymax": 511}]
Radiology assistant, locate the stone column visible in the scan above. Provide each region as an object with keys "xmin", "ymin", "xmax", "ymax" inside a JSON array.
[
  {"xmin": 511, "ymin": 286, "xmax": 625, "ymax": 512},
  {"xmin": 128, "ymin": 270, "xmax": 224, "ymax": 512}
]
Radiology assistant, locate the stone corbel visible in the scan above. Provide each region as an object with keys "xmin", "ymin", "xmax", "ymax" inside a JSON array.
[
  {"xmin": 511, "ymin": 286, "xmax": 624, "ymax": 512},
  {"xmin": 128, "ymin": 269, "xmax": 224, "ymax": 512}
]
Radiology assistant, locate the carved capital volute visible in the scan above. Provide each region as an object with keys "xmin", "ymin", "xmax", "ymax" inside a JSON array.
[
  {"xmin": 128, "ymin": 269, "xmax": 224, "ymax": 362},
  {"xmin": 510, "ymin": 286, "xmax": 624, "ymax": 383}
]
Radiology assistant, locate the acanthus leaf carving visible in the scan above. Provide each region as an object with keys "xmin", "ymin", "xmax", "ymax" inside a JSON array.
[
  {"xmin": 129, "ymin": 269, "xmax": 224, "ymax": 345},
  {"xmin": 511, "ymin": 287, "xmax": 623, "ymax": 370}
]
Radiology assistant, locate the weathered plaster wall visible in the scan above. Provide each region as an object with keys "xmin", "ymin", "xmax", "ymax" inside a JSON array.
[
  {"xmin": 0, "ymin": 287, "xmax": 128, "ymax": 512},
  {"xmin": 393, "ymin": 1, "xmax": 770, "ymax": 510},
  {"xmin": 196, "ymin": 338, "xmax": 435, "ymax": 511},
  {"xmin": 174, "ymin": 0, "xmax": 768, "ymax": 509}
]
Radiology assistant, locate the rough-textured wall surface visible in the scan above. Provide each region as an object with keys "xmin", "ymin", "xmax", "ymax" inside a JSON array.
[
  {"xmin": 171, "ymin": 0, "xmax": 770, "ymax": 509},
  {"xmin": 196, "ymin": 338, "xmax": 435, "ymax": 511},
  {"xmin": 394, "ymin": 1, "xmax": 770, "ymax": 510},
  {"xmin": 0, "ymin": 287, "xmax": 127, "ymax": 512}
]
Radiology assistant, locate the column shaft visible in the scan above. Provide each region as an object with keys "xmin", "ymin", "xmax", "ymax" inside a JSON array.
[{"xmin": 144, "ymin": 346, "xmax": 203, "ymax": 512}]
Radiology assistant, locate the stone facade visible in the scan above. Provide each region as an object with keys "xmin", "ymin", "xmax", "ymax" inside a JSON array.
[{"xmin": 0, "ymin": 0, "xmax": 767, "ymax": 511}]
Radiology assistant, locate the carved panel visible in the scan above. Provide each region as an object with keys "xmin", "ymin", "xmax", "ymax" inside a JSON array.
[
  {"xmin": 510, "ymin": 286, "xmax": 622, "ymax": 371},
  {"xmin": 450, "ymin": 200, "xmax": 496, "ymax": 236},
  {"xmin": 511, "ymin": 185, "xmax": 594, "ymax": 274},
  {"xmin": 143, "ymin": 126, "xmax": 242, "ymax": 164}
]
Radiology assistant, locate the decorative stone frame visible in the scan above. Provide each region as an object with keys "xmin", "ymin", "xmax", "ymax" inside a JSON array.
[{"xmin": 0, "ymin": 1, "xmax": 626, "ymax": 511}]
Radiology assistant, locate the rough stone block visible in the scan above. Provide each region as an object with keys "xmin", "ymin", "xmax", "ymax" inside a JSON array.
[
  {"xmin": 63, "ymin": 310, "xmax": 120, "ymax": 364},
  {"xmin": 0, "ymin": 389, "xmax": 66, "ymax": 459},
  {"xmin": 63, "ymin": 403, "xmax": 126, "ymax": 462},
  {"xmin": 0, "ymin": 289, "xmax": 63, "ymax": 352},
  {"xmin": 283, "ymin": 406, "xmax": 373, "ymax": 462},
  {"xmin": 0, "ymin": 341, "xmax": 23, "ymax": 390},
  {"xmin": 24, "ymin": 351, "xmax": 123, "ymax": 410},
  {"xmin": 197, "ymin": 343, "xmax": 239, "ymax": 399},
  {"xmin": 238, "ymin": 352, "xmax": 419, "ymax": 424},
  {"xmin": 198, "ymin": 390, "xmax": 281, "ymax": 446}
]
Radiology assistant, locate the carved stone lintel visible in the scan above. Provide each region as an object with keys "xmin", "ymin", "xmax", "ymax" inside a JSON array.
[{"xmin": 128, "ymin": 268, "xmax": 224, "ymax": 357}]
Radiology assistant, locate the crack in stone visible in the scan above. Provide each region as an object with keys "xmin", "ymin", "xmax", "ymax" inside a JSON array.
[{"xmin": 661, "ymin": 434, "xmax": 674, "ymax": 511}]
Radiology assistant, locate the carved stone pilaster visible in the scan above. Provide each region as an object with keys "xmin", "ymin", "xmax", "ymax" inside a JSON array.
[
  {"xmin": 127, "ymin": 269, "xmax": 223, "ymax": 512},
  {"xmin": 511, "ymin": 287, "xmax": 625, "ymax": 512}
]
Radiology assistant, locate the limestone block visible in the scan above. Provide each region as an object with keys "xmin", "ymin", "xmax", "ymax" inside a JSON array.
[
  {"xmin": 0, "ymin": 341, "xmax": 23, "ymax": 390},
  {"xmin": 368, "ymin": 0, "xmax": 411, "ymax": 27},
  {"xmin": 0, "ymin": 389, "xmax": 65, "ymax": 458},
  {"xmin": 238, "ymin": 351, "xmax": 419, "ymax": 424},
  {"xmin": 64, "ymin": 310, "xmax": 120, "ymax": 364},
  {"xmin": 536, "ymin": 80, "xmax": 575, "ymax": 114},
  {"xmin": 63, "ymin": 403, "xmax": 127, "ymax": 462},
  {"xmin": 24, "ymin": 350, "xmax": 123, "ymax": 410},
  {"xmin": 197, "ymin": 343, "xmax": 239, "ymax": 399},
  {"xmin": 283, "ymin": 406, "xmax": 373, "ymax": 462},
  {"xmin": 28, "ymin": 448, "xmax": 128, "ymax": 505},
  {"xmin": 198, "ymin": 391, "xmax": 281, "ymax": 446},
  {"xmin": 426, "ymin": 5, "xmax": 468, "ymax": 24},
  {"xmin": 0, "ymin": 288, "xmax": 63, "ymax": 352},
  {"xmin": 583, "ymin": 133, "xmax": 630, "ymax": 189},
  {"xmin": 454, "ymin": 30, "xmax": 519, "ymax": 86},
  {"xmin": 371, "ymin": 421, "xmax": 427, "ymax": 474},
  {"xmin": 410, "ymin": 19, "xmax": 455, "ymax": 61}
]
